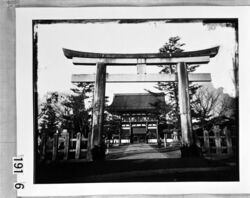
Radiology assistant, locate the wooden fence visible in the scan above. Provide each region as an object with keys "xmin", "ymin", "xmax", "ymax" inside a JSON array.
[
  {"xmin": 194, "ymin": 125, "xmax": 236, "ymax": 157},
  {"xmin": 39, "ymin": 125, "xmax": 236, "ymax": 161},
  {"xmin": 39, "ymin": 132, "xmax": 88, "ymax": 161}
]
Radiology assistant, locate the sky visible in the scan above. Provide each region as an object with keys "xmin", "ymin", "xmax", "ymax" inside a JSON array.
[{"xmin": 36, "ymin": 20, "xmax": 237, "ymax": 104}]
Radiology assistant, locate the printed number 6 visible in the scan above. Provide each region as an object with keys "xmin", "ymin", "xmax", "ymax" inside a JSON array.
[{"xmin": 15, "ymin": 183, "xmax": 24, "ymax": 189}]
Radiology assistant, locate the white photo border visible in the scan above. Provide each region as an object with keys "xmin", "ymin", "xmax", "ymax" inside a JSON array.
[{"xmin": 16, "ymin": 6, "xmax": 250, "ymax": 196}]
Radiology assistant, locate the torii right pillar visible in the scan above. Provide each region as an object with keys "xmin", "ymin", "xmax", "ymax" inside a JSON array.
[{"xmin": 177, "ymin": 62, "xmax": 196, "ymax": 157}]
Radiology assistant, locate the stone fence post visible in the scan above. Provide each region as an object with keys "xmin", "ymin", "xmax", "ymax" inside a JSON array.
[
  {"xmin": 75, "ymin": 132, "xmax": 81, "ymax": 159},
  {"xmin": 224, "ymin": 127, "xmax": 233, "ymax": 155},
  {"xmin": 52, "ymin": 133, "xmax": 59, "ymax": 161},
  {"xmin": 63, "ymin": 132, "xmax": 70, "ymax": 160},
  {"xmin": 214, "ymin": 126, "xmax": 222, "ymax": 155},
  {"xmin": 203, "ymin": 130, "xmax": 210, "ymax": 154}
]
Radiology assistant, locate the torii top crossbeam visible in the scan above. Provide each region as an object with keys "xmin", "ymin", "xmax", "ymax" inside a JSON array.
[{"xmin": 63, "ymin": 46, "xmax": 219, "ymax": 65}]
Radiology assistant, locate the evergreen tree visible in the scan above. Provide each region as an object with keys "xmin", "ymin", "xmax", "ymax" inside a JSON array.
[
  {"xmin": 152, "ymin": 36, "xmax": 201, "ymax": 129},
  {"xmin": 38, "ymin": 83, "xmax": 94, "ymax": 139},
  {"xmin": 63, "ymin": 82, "xmax": 94, "ymax": 138},
  {"xmin": 39, "ymin": 92, "xmax": 61, "ymax": 137}
]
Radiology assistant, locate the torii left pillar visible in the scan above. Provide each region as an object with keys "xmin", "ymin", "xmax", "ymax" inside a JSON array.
[{"xmin": 87, "ymin": 62, "xmax": 106, "ymax": 161}]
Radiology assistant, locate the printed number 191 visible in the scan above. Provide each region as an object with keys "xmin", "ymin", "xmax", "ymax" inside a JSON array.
[{"xmin": 13, "ymin": 156, "xmax": 23, "ymax": 174}]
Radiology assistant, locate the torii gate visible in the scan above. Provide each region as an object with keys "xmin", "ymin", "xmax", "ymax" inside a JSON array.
[{"xmin": 63, "ymin": 46, "xmax": 219, "ymax": 160}]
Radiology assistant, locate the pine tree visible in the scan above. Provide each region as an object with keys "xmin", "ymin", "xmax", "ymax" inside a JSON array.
[
  {"xmin": 39, "ymin": 92, "xmax": 60, "ymax": 137},
  {"xmin": 152, "ymin": 36, "xmax": 201, "ymax": 130},
  {"xmin": 63, "ymin": 82, "xmax": 94, "ymax": 138}
]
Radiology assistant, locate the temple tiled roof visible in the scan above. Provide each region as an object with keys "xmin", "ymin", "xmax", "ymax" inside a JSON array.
[{"xmin": 107, "ymin": 93, "xmax": 168, "ymax": 114}]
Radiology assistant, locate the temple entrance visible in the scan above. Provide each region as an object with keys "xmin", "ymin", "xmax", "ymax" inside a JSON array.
[
  {"xmin": 63, "ymin": 46, "xmax": 219, "ymax": 161},
  {"xmin": 108, "ymin": 93, "xmax": 164, "ymax": 145},
  {"xmin": 133, "ymin": 127, "xmax": 146, "ymax": 143}
]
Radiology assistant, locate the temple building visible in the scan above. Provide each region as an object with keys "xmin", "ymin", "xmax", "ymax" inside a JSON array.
[{"xmin": 107, "ymin": 93, "xmax": 169, "ymax": 144}]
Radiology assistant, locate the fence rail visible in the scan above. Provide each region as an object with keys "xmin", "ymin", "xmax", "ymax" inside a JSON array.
[
  {"xmin": 39, "ymin": 132, "xmax": 88, "ymax": 161},
  {"xmin": 39, "ymin": 125, "xmax": 237, "ymax": 161},
  {"xmin": 194, "ymin": 126, "xmax": 236, "ymax": 157}
]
